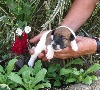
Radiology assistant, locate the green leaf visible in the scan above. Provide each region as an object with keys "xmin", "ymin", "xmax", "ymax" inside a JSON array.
[
  {"xmin": 83, "ymin": 63, "xmax": 100, "ymax": 76},
  {"xmin": 64, "ymin": 58, "xmax": 83, "ymax": 68},
  {"xmin": 34, "ymin": 82, "xmax": 51, "ymax": 90},
  {"xmin": 6, "ymin": 58, "xmax": 17, "ymax": 75},
  {"xmin": 42, "ymin": 82, "xmax": 51, "ymax": 88},
  {"xmin": 80, "ymin": 69, "xmax": 84, "ymax": 73},
  {"xmin": 17, "ymin": 20, "xmax": 26, "ymax": 28},
  {"xmin": 28, "ymin": 67, "xmax": 35, "ymax": 76},
  {"xmin": 34, "ymin": 84, "xmax": 44, "ymax": 90},
  {"xmin": 22, "ymin": 70, "xmax": 32, "ymax": 83},
  {"xmin": 33, "ymin": 60, "xmax": 42, "ymax": 75},
  {"xmin": 5, "ymin": 0, "xmax": 16, "ymax": 11},
  {"xmin": 54, "ymin": 80, "xmax": 61, "ymax": 86},
  {"xmin": 8, "ymin": 72, "xmax": 23, "ymax": 85},
  {"xmin": 72, "ymin": 68, "xmax": 80, "ymax": 75},
  {"xmin": 2, "ymin": 54, "xmax": 8, "ymax": 59},
  {"xmin": 78, "ymin": 75, "xmax": 83, "ymax": 82},
  {"xmin": 48, "ymin": 65, "xmax": 56, "ymax": 73},
  {"xmin": 0, "ymin": 65, "xmax": 4, "ymax": 73},
  {"xmin": 17, "ymin": 88, "xmax": 24, "ymax": 90},
  {"xmin": 0, "ymin": 74, "xmax": 5, "ymax": 83},
  {"xmin": 91, "ymin": 75, "xmax": 98, "ymax": 80},
  {"xmin": 66, "ymin": 78, "xmax": 76, "ymax": 84},
  {"xmin": 3, "ymin": 17, "xmax": 11, "ymax": 25},
  {"xmin": 82, "ymin": 76, "xmax": 92, "ymax": 85},
  {"xmin": 48, "ymin": 64, "xmax": 60, "ymax": 73},
  {"xmin": 32, "ymin": 68, "xmax": 47, "ymax": 87},
  {"xmin": 18, "ymin": 65, "xmax": 29, "ymax": 75},
  {"xmin": 23, "ymin": 2, "xmax": 31, "ymax": 15},
  {"xmin": 60, "ymin": 68, "xmax": 72, "ymax": 75}
]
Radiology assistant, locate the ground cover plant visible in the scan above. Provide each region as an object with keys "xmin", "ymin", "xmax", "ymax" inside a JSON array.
[
  {"xmin": 0, "ymin": 59, "xmax": 51, "ymax": 90},
  {"xmin": 0, "ymin": 59, "xmax": 100, "ymax": 90},
  {"xmin": 0, "ymin": 0, "xmax": 100, "ymax": 89}
]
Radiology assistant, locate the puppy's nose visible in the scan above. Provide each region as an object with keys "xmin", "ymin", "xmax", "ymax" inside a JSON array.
[{"xmin": 52, "ymin": 44, "xmax": 56, "ymax": 49}]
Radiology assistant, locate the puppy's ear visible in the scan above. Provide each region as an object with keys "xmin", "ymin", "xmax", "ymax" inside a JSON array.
[
  {"xmin": 51, "ymin": 30, "xmax": 55, "ymax": 35},
  {"xmin": 70, "ymin": 33, "xmax": 78, "ymax": 51},
  {"xmin": 51, "ymin": 30, "xmax": 55, "ymax": 40},
  {"xmin": 70, "ymin": 33, "xmax": 75, "ymax": 41}
]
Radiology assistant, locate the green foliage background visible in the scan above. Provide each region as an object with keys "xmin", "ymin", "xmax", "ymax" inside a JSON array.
[
  {"xmin": 0, "ymin": 1, "xmax": 100, "ymax": 89},
  {"xmin": 0, "ymin": 0, "xmax": 100, "ymax": 62}
]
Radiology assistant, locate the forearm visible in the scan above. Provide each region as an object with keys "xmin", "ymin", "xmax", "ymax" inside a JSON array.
[{"xmin": 61, "ymin": 0, "xmax": 99, "ymax": 32}]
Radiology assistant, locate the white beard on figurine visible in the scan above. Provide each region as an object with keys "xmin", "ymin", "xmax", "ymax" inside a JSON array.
[{"xmin": 28, "ymin": 26, "xmax": 78, "ymax": 67}]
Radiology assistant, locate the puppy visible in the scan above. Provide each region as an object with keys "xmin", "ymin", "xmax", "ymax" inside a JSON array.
[{"xmin": 28, "ymin": 26, "xmax": 78, "ymax": 67}]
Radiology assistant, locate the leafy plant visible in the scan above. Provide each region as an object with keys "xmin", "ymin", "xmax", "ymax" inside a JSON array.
[
  {"xmin": 0, "ymin": 57, "xmax": 100, "ymax": 89},
  {"xmin": 10, "ymin": 60, "xmax": 51, "ymax": 90},
  {"xmin": 46, "ymin": 64, "xmax": 62, "ymax": 86},
  {"xmin": 60, "ymin": 58, "xmax": 100, "ymax": 85},
  {"xmin": 0, "ymin": 58, "xmax": 17, "ymax": 84},
  {"xmin": 0, "ymin": 59, "xmax": 51, "ymax": 90}
]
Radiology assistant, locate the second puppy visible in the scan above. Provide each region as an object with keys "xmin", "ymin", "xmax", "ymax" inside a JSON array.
[{"xmin": 28, "ymin": 26, "xmax": 78, "ymax": 67}]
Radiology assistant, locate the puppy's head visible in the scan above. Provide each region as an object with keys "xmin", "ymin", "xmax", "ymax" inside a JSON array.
[{"xmin": 51, "ymin": 26, "xmax": 75, "ymax": 51}]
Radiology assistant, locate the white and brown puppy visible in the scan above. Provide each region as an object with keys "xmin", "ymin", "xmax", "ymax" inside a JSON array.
[{"xmin": 28, "ymin": 26, "xmax": 78, "ymax": 67}]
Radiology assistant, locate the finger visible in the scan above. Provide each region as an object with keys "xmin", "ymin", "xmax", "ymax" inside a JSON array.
[
  {"xmin": 38, "ymin": 52, "xmax": 47, "ymax": 61},
  {"xmin": 29, "ymin": 49, "xmax": 34, "ymax": 55},
  {"xmin": 41, "ymin": 50, "xmax": 48, "ymax": 61},
  {"xmin": 42, "ymin": 56, "xmax": 48, "ymax": 61},
  {"xmin": 55, "ymin": 53, "xmax": 73, "ymax": 59},
  {"xmin": 29, "ymin": 31, "xmax": 47, "ymax": 44},
  {"xmin": 38, "ymin": 53, "xmax": 45, "ymax": 58},
  {"xmin": 54, "ymin": 46, "xmax": 72, "ymax": 54},
  {"xmin": 54, "ymin": 54, "xmax": 67, "ymax": 59},
  {"xmin": 29, "ymin": 35, "xmax": 41, "ymax": 43}
]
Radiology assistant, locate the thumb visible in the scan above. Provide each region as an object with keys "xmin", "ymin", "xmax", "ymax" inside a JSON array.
[
  {"xmin": 29, "ymin": 31, "xmax": 47, "ymax": 44},
  {"xmin": 29, "ymin": 49, "xmax": 34, "ymax": 55},
  {"xmin": 29, "ymin": 34, "xmax": 41, "ymax": 44}
]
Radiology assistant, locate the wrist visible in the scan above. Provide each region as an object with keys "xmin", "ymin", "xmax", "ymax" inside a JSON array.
[
  {"xmin": 92, "ymin": 37, "xmax": 100, "ymax": 54},
  {"xmin": 86, "ymin": 38, "xmax": 97, "ymax": 54},
  {"xmin": 77, "ymin": 37, "xmax": 97, "ymax": 55}
]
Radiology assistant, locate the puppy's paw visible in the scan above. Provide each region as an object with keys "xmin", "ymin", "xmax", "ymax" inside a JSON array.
[
  {"xmin": 28, "ymin": 60, "xmax": 34, "ymax": 67},
  {"xmin": 46, "ymin": 53, "xmax": 53, "ymax": 60},
  {"xmin": 71, "ymin": 40, "xmax": 78, "ymax": 51},
  {"xmin": 72, "ymin": 46, "xmax": 78, "ymax": 51},
  {"xmin": 46, "ymin": 45, "xmax": 54, "ymax": 61}
]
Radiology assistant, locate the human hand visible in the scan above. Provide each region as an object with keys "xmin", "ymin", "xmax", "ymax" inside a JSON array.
[
  {"xmin": 54, "ymin": 36, "xmax": 97, "ymax": 59},
  {"xmin": 29, "ymin": 34, "xmax": 97, "ymax": 60}
]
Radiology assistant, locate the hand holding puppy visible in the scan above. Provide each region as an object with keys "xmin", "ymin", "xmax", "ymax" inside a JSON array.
[
  {"xmin": 29, "ymin": 32, "xmax": 97, "ymax": 61},
  {"xmin": 28, "ymin": 26, "xmax": 78, "ymax": 67},
  {"xmin": 54, "ymin": 36, "xmax": 97, "ymax": 59},
  {"xmin": 28, "ymin": 0, "xmax": 99, "ymax": 65},
  {"xmin": 29, "ymin": 31, "xmax": 47, "ymax": 61}
]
